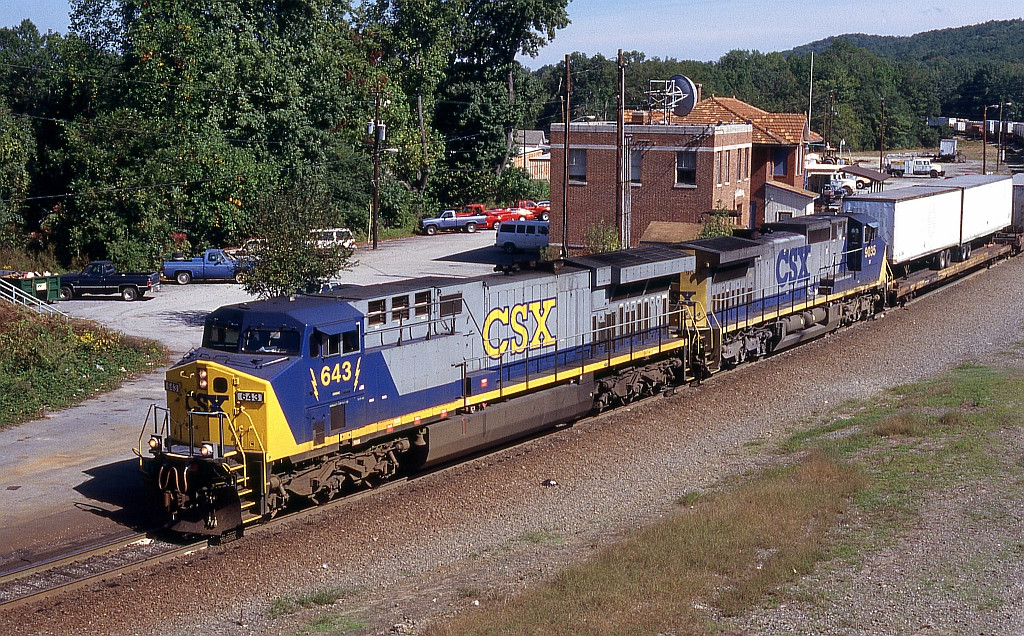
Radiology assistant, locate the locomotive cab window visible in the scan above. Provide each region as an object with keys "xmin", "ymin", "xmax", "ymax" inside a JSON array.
[
  {"xmin": 311, "ymin": 328, "xmax": 360, "ymax": 358},
  {"xmin": 204, "ymin": 322, "xmax": 240, "ymax": 352},
  {"xmin": 241, "ymin": 328, "xmax": 300, "ymax": 355},
  {"xmin": 864, "ymin": 225, "xmax": 877, "ymax": 242}
]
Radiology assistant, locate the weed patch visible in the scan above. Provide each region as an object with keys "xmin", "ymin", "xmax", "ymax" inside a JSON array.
[
  {"xmin": 267, "ymin": 586, "xmax": 353, "ymax": 618},
  {"xmin": 425, "ymin": 451, "xmax": 867, "ymax": 636},
  {"xmin": 0, "ymin": 304, "xmax": 165, "ymax": 427}
]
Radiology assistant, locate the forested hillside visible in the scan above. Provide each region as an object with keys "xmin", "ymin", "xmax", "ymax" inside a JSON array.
[
  {"xmin": 529, "ymin": 20, "xmax": 1024, "ymax": 160},
  {"xmin": 791, "ymin": 19, "xmax": 1024, "ymax": 66}
]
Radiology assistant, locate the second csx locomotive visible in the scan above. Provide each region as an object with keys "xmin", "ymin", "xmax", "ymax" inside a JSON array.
[{"xmin": 139, "ymin": 177, "xmax": 1011, "ymax": 537}]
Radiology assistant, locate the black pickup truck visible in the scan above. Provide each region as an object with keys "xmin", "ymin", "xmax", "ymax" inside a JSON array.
[{"xmin": 59, "ymin": 261, "xmax": 160, "ymax": 301}]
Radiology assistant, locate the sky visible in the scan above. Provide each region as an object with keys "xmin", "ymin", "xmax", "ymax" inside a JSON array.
[{"xmin": 3, "ymin": 0, "xmax": 1023, "ymax": 69}]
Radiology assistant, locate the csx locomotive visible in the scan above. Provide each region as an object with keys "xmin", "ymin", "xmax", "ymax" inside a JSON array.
[{"xmin": 138, "ymin": 186, "xmax": 1004, "ymax": 537}]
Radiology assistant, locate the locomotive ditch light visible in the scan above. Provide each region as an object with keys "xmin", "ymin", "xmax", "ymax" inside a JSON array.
[
  {"xmin": 200, "ymin": 442, "xmax": 216, "ymax": 458},
  {"xmin": 148, "ymin": 435, "xmax": 162, "ymax": 451}
]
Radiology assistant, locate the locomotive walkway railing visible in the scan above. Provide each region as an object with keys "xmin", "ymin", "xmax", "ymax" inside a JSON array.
[{"xmin": 0, "ymin": 276, "xmax": 68, "ymax": 321}]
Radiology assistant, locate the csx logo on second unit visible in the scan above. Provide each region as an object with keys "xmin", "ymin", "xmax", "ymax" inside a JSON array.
[
  {"xmin": 482, "ymin": 299, "xmax": 556, "ymax": 358},
  {"xmin": 776, "ymin": 246, "xmax": 810, "ymax": 284}
]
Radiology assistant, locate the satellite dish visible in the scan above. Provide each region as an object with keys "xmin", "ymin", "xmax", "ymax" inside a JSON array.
[{"xmin": 668, "ymin": 75, "xmax": 698, "ymax": 117}]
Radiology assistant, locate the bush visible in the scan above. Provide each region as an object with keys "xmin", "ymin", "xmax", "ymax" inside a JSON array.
[{"xmin": 0, "ymin": 305, "xmax": 165, "ymax": 427}]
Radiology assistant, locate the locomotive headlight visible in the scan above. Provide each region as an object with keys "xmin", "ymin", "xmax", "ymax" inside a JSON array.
[
  {"xmin": 148, "ymin": 435, "xmax": 162, "ymax": 451},
  {"xmin": 200, "ymin": 442, "xmax": 215, "ymax": 458},
  {"xmin": 198, "ymin": 368, "xmax": 209, "ymax": 389}
]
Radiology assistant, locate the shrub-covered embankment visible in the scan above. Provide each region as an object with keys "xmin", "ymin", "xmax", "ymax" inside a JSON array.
[{"xmin": 0, "ymin": 303, "xmax": 165, "ymax": 427}]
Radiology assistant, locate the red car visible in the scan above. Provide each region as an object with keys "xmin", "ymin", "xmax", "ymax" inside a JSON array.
[{"xmin": 461, "ymin": 204, "xmax": 537, "ymax": 229}]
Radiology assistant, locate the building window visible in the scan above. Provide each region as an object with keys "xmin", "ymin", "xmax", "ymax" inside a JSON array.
[
  {"xmin": 716, "ymin": 151, "xmax": 723, "ymax": 185},
  {"xmin": 675, "ymin": 150, "xmax": 697, "ymax": 186},
  {"xmin": 630, "ymin": 151, "xmax": 642, "ymax": 183},
  {"xmin": 773, "ymin": 148, "xmax": 788, "ymax": 177},
  {"xmin": 569, "ymin": 148, "xmax": 587, "ymax": 183},
  {"xmin": 725, "ymin": 150, "xmax": 731, "ymax": 184}
]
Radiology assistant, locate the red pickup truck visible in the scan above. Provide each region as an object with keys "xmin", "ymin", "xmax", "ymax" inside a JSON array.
[{"xmin": 462, "ymin": 204, "xmax": 539, "ymax": 229}]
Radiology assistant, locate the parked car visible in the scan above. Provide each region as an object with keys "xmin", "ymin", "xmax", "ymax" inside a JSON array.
[
  {"xmin": 59, "ymin": 261, "xmax": 160, "ymax": 301},
  {"xmin": 460, "ymin": 204, "xmax": 535, "ymax": 229},
  {"xmin": 310, "ymin": 227, "xmax": 355, "ymax": 251},
  {"xmin": 420, "ymin": 209, "xmax": 489, "ymax": 235},
  {"xmin": 225, "ymin": 238, "xmax": 265, "ymax": 260},
  {"xmin": 515, "ymin": 199, "xmax": 550, "ymax": 221},
  {"xmin": 495, "ymin": 220, "xmax": 550, "ymax": 253},
  {"xmin": 162, "ymin": 248, "xmax": 253, "ymax": 285}
]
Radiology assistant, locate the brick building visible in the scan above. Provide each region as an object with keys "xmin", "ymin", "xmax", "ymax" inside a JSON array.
[
  {"xmin": 678, "ymin": 97, "xmax": 820, "ymax": 228},
  {"xmin": 549, "ymin": 119, "xmax": 753, "ymax": 250},
  {"xmin": 548, "ymin": 98, "xmax": 819, "ymax": 250}
]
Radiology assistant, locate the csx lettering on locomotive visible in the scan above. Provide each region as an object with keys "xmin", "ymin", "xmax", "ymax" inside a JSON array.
[
  {"xmin": 482, "ymin": 298, "xmax": 556, "ymax": 358},
  {"xmin": 776, "ymin": 246, "xmax": 810, "ymax": 284}
]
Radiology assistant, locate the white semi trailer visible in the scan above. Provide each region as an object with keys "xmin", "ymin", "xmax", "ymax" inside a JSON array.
[{"xmin": 841, "ymin": 175, "xmax": 1012, "ymax": 269}]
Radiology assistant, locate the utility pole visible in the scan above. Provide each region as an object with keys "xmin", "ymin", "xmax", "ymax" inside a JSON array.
[
  {"xmin": 371, "ymin": 52, "xmax": 383, "ymax": 250},
  {"xmin": 616, "ymin": 49, "xmax": 625, "ymax": 247},
  {"xmin": 879, "ymin": 98, "xmax": 885, "ymax": 171},
  {"xmin": 983, "ymin": 104, "xmax": 990, "ymax": 175},
  {"xmin": 561, "ymin": 54, "xmax": 570, "ymax": 259}
]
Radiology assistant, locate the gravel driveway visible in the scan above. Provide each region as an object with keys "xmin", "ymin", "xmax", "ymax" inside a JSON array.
[{"xmin": 2, "ymin": 232, "xmax": 1023, "ymax": 634}]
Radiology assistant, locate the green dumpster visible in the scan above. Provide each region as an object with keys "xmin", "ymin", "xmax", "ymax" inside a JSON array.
[{"xmin": 1, "ymin": 273, "xmax": 61, "ymax": 303}]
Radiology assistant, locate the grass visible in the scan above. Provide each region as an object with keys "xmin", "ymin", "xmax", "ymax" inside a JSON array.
[
  {"xmin": 267, "ymin": 587, "xmax": 354, "ymax": 619},
  {"xmin": 416, "ymin": 363, "xmax": 1023, "ymax": 636},
  {"xmin": 0, "ymin": 303, "xmax": 166, "ymax": 427}
]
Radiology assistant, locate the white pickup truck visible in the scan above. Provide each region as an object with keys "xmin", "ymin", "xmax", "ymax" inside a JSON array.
[{"xmin": 886, "ymin": 157, "xmax": 945, "ymax": 178}]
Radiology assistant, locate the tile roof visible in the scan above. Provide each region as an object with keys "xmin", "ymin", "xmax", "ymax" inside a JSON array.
[{"xmin": 668, "ymin": 96, "xmax": 822, "ymax": 146}]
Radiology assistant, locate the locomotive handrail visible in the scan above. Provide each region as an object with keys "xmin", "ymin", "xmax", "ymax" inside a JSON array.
[{"xmin": 137, "ymin": 404, "xmax": 171, "ymax": 460}]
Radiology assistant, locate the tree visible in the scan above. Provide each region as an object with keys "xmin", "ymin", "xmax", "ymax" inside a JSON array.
[
  {"xmin": 0, "ymin": 99, "xmax": 33, "ymax": 248},
  {"xmin": 241, "ymin": 181, "xmax": 354, "ymax": 299}
]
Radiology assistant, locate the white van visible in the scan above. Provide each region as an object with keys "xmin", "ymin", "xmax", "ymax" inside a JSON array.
[
  {"xmin": 310, "ymin": 228, "xmax": 355, "ymax": 251},
  {"xmin": 495, "ymin": 220, "xmax": 549, "ymax": 253}
]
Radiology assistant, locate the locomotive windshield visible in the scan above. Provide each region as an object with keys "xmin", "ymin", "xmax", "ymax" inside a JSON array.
[
  {"xmin": 204, "ymin": 320, "xmax": 240, "ymax": 352},
  {"xmin": 241, "ymin": 328, "xmax": 301, "ymax": 355}
]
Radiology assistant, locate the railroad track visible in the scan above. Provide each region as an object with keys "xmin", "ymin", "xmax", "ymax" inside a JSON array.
[
  {"xmin": 0, "ymin": 479, "xmax": 420, "ymax": 610},
  {"xmin": 0, "ymin": 534, "xmax": 205, "ymax": 610}
]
